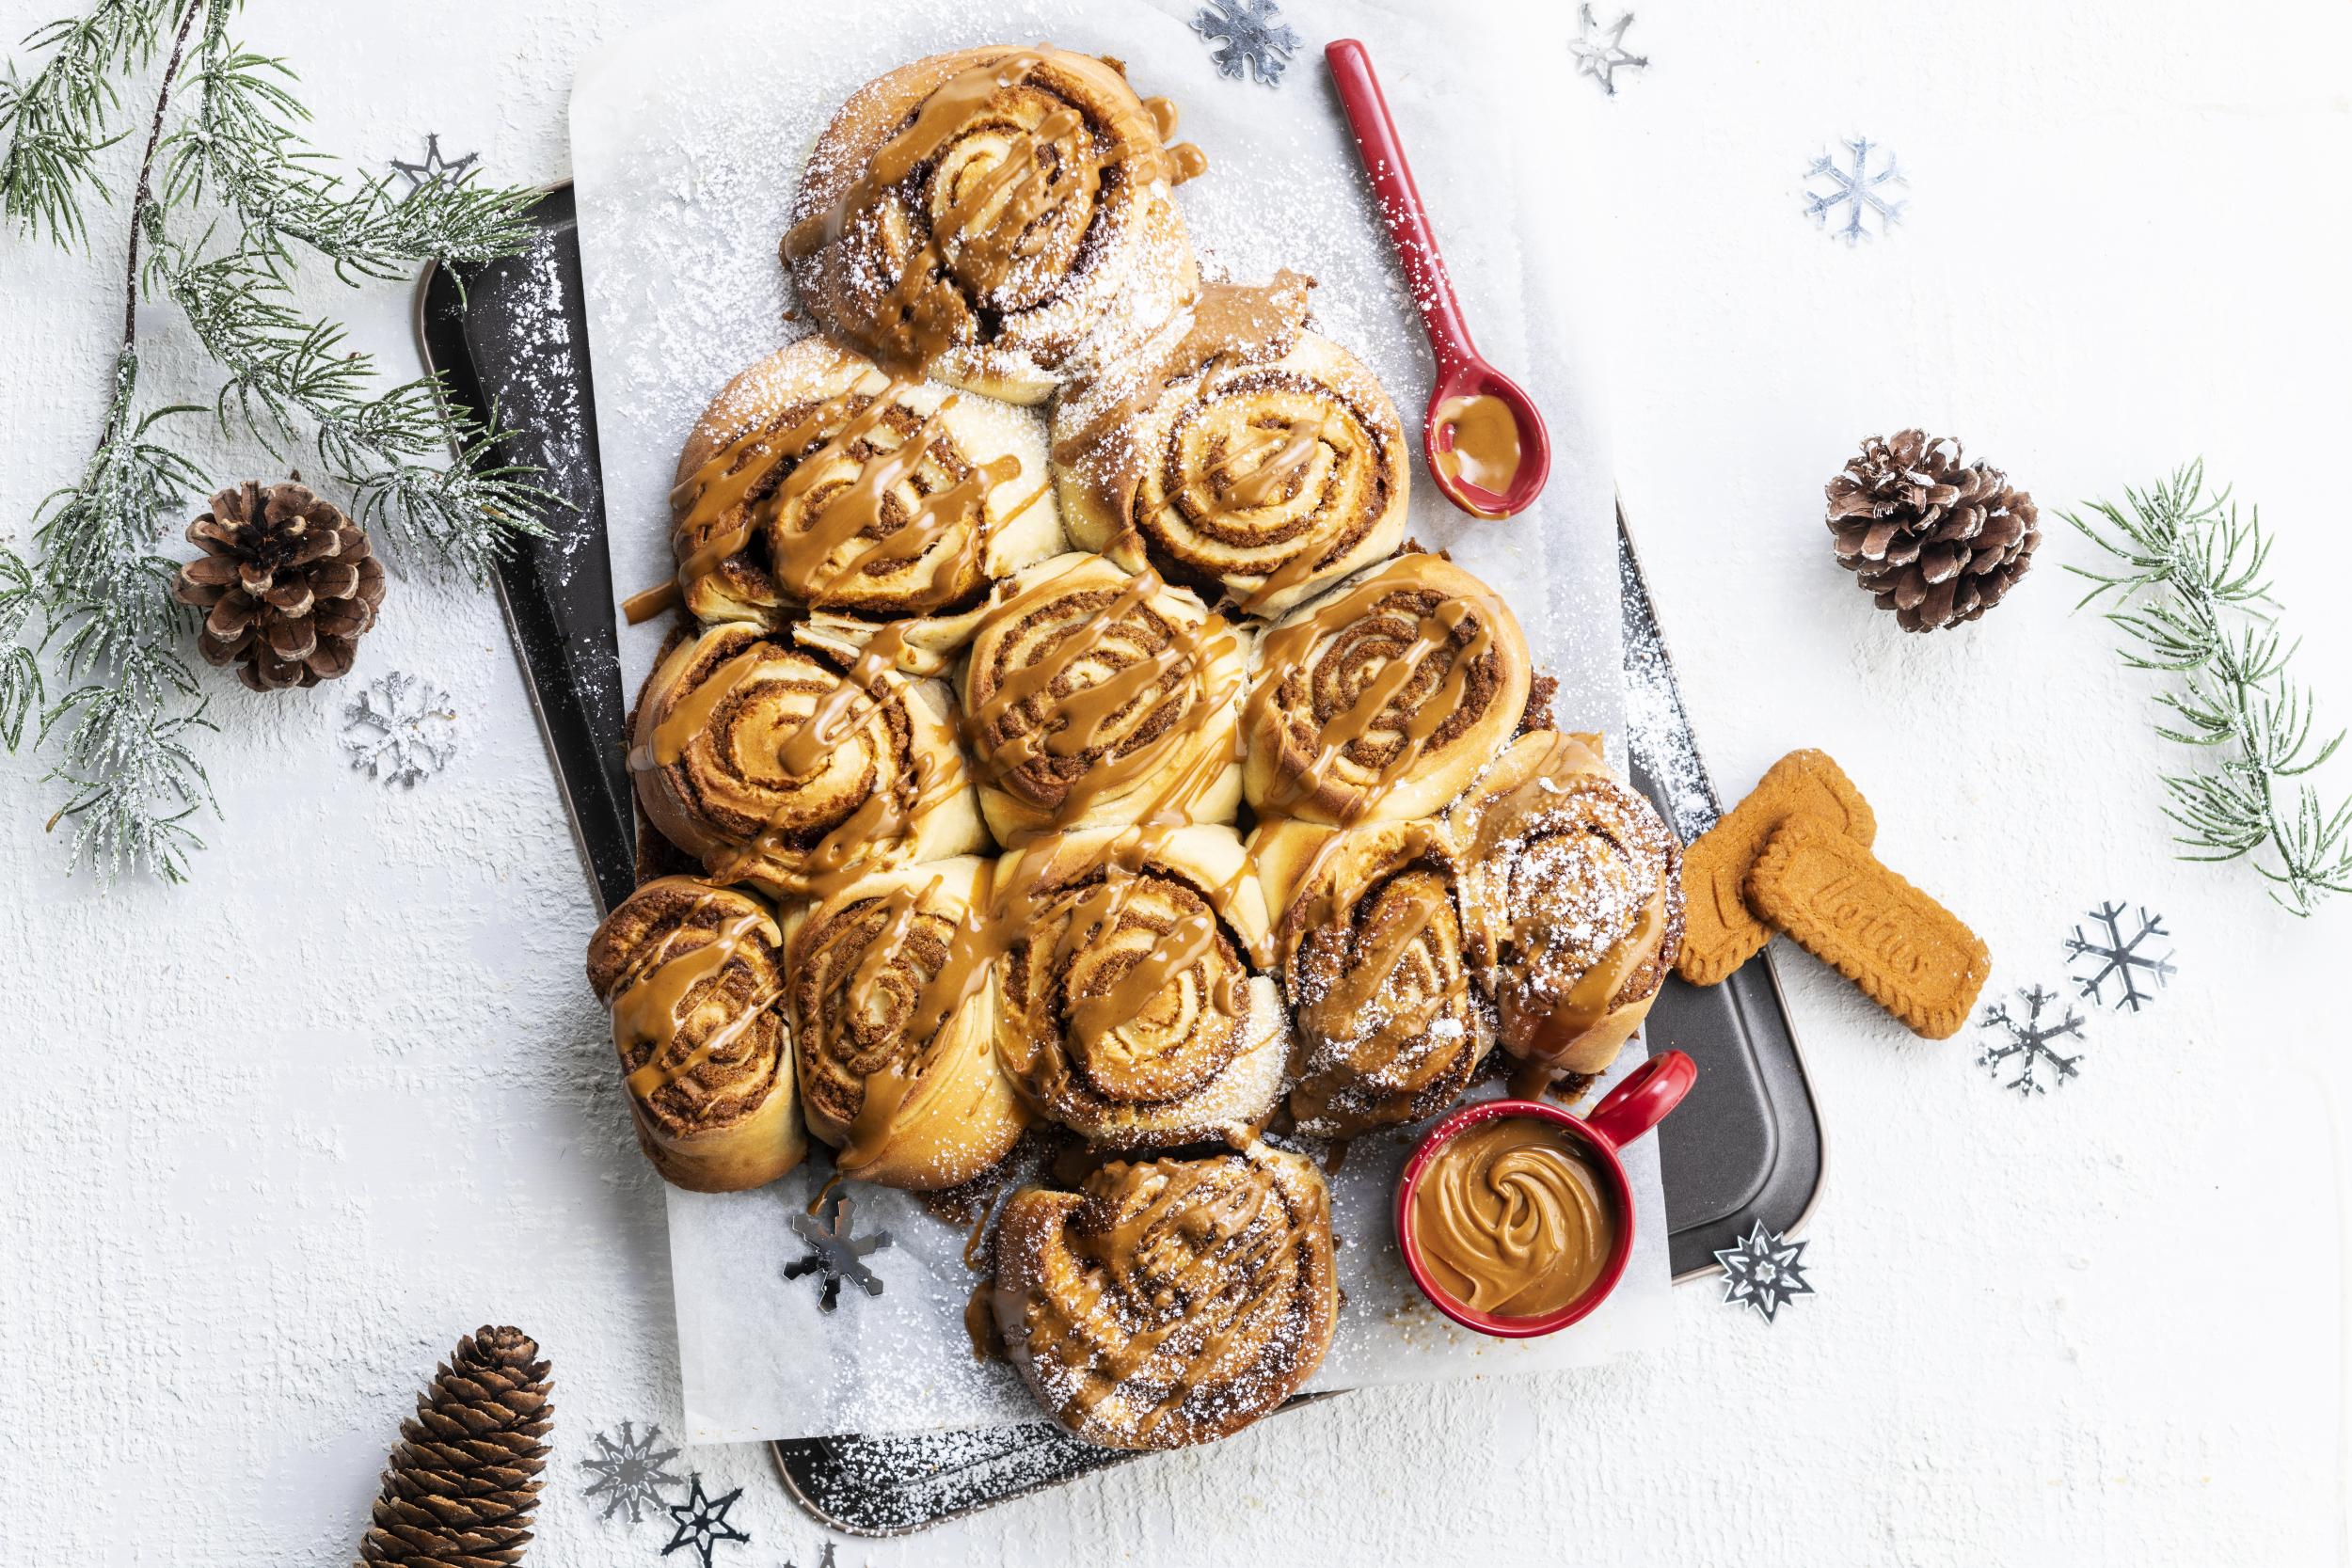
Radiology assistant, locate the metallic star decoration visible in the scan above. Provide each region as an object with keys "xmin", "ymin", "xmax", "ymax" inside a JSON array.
[
  {"xmin": 661, "ymin": 1475, "xmax": 750, "ymax": 1566},
  {"xmin": 1192, "ymin": 0, "xmax": 1301, "ymax": 87},
  {"xmin": 580, "ymin": 1419, "xmax": 686, "ymax": 1526},
  {"xmin": 1713, "ymin": 1220, "xmax": 1814, "ymax": 1323},
  {"xmin": 390, "ymin": 133, "xmax": 479, "ymax": 194},
  {"xmin": 1568, "ymin": 4, "xmax": 1648, "ymax": 97},
  {"xmin": 784, "ymin": 1190, "xmax": 891, "ymax": 1311}
]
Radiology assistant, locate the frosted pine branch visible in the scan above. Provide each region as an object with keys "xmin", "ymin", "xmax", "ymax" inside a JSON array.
[
  {"xmin": 0, "ymin": 0, "xmax": 542, "ymax": 881},
  {"xmin": 0, "ymin": 0, "xmax": 176, "ymax": 243},
  {"xmin": 2066, "ymin": 462, "xmax": 2352, "ymax": 914}
]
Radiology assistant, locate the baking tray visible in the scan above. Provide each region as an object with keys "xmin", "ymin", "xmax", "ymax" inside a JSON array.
[{"xmin": 415, "ymin": 182, "xmax": 1825, "ymax": 1538}]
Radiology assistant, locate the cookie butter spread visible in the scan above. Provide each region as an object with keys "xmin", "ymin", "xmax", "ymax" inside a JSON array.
[
  {"xmin": 1430, "ymin": 392, "xmax": 1523, "ymax": 512},
  {"xmin": 1410, "ymin": 1117, "xmax": 1615, "ymax": 1317}
]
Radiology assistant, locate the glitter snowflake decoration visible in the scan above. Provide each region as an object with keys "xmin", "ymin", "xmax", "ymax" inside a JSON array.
[
  {"xmin": 1713, "ymin": 1220, "xmax": 1814, "ymax": 1323},
  {"xmin": 580, "ymin": 1420, "xmax": 685, "ymax": 1526},
  {"xmin": 390, "ymin": 133, "xmax": 479, "ymax": 194},
  {"xmin": 1192, "ymin": 0, "xmax": 1300, "ymax": 87},
  {"xmin": 784, "ymin": 1190, "xmax": 891, "ymax": 1311},
  {"xmin": 661, "ymin": 1475, "xmax": 749, "ymax": 1566},
  {"xmin": 1804, "ymin": 135, "xmax": 1906, "ymax": 245},
  {"xmin": 1978, "ymin": 985, "xmax": 2086, "ymax": 1096},
  {"xmin": 2066, "ymin": 901, "xmax": 2175, "ymax": 1012},
  {"xmin": 342, "ymin": 671, "xmax": 457, "ymax": 786},
  {"xmin": 1569, "ymin": 5, "xmax": 1647, "ymax": 96}
]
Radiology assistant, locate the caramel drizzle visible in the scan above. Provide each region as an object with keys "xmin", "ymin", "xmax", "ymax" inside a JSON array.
[
  {"xmin": 639, "ymin": 625, "xmax": 967, "ymax": 902},
  {"xmin": 1248, "ymin": 562, "xmax": 1502, "ymax": 824},
  {"xmin": 1241, "ymin": 563, "xmax": 1517, "ymax": 1122},
  {"xmin": 854, "ymin": 619, "xmax": 1262, "ymax": 1117},
  {"xmin": 961, "ymin": 553, "xmax": 1244, "ymax": 836},
  {"xmin": 1284, "ymin": 849, "xmax": 1470, "ymax": 1135},
  {"xmin": 824, "ymin": 873, "xmax": 993, "ymax": 1177},
  {"xmin": 638, "ymin": 381, "xmax": 1023, "ymax": 626},
  {"xmin": 1248, "ymin": 561, "xmax": 1505, "ymax": 962},
  {"xmin": 1049, "ymin": 271, "xmax": 1314, "ymax": 467},
  {"xmin": 1470, "ymin": 733, "xmax": 1674, "ymax": 1055},
  {"xmin": 1215, "ymin": 418, "xmax": 1327, "ymax": 512},
  {"xmin": 781, "ymin": 48, "xmax": 1203, "ymax": 381},
  {"xmin": 606, "ymin": 896, "xmax": 784, "ymax": 1106},
  {"xmin": 1141, "ymin": 96, "xmax": 1208, "ymax": 185},
  {"xmin": 1024, "ymin": 1156, "xmax": 1321, "ymax": 1437},
  {"xmin": 785, "ymin": 51, "xmax": 1050, "ymax": 264}
]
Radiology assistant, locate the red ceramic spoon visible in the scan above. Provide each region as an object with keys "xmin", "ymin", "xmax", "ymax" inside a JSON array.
[{"xmin": 1326, "ymin": 39, "xmax": 1551, "ymax": 521}]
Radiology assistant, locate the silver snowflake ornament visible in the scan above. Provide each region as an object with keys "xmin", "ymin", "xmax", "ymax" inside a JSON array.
[
  {"xmin": 1569, "ymin": 5, "xmax": 1647, "ymax": 97},
  {"xmin": 784, "ymin": 1190, "xmax": 891, "ymax": 1311},
  {"xmin": 2066, "ymin": 901, "xmax": 2175, "ymax": 1012},
  {"xmin": 390, "ymin": 133, "xmax": 479, "ymax": 195},
  {"xmin": 661, "ymin": 1475, "xmax": 749, "ymax": 1566},
  {"xmin": 580, "ymin": 1419, "xmax": 685, "ymax": 1526},
  {"xmin": 1804, "ymin": 135, "xmax": 1906, "ymax": 245},
  {"xmin": 1193, "ymin": 0, "xmax": 1300, "ymax": 87},
  {"xmin": 342, "ymin": 671, "xmax": 456, "ymax": 787},
  {"xmin": 1978, "ymin": 985, "xmax": 2086, "ymax": 1096},
  {"xmin": 1713, "ymin": 1220, "xmax": 1814, "ymax": 1323}
]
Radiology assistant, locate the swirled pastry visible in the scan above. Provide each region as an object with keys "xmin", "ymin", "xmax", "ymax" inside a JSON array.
[
  {"xmin": 1052, "ymin": 274, "xmax": 1407, "ymax": 617},
  {"xmin": 959, "ymin": 550, "xmax": 1248, "ymax": 842},
  {"xmin": 1446, "ymin": 733, "xmax": 1687, "ymax": 1079},
  {"xmin": 781, "ymin": 857, "xmax": 1027, "ymax": 1190},
  {"xmin": 992, "ymin": 824, "xmax": 1288, "ymax": 1148},
  {"xmin": 664, "ymin": 340, "xmax": 1060, "ymax": 670},
  {"xmin": 1244, "ymin": 552, "xmax": 1531, "ymax": 826},
  {"xmin": 1252, "ymin": 818, "xmax": 1493, "ymax": 1136},
  {"xmin": 584, "ymin": 877, "xmax": 804, "ymax": 1193},
  {"xmin": 628, "ymin": 623, "xmax": 985, "ymax": 900},
  {"xmin": 993, "ymin": 1143, "xmax": 1337, "ymax": 1449},
  {"xmin": 784, "ymin": 46, "xmax": 1201, "ymax": 405}
]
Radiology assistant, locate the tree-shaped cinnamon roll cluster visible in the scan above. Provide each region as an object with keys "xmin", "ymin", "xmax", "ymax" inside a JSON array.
[{"xmin": 585, "ymin": 40, "xmax": 1684, "ymax": 1453}]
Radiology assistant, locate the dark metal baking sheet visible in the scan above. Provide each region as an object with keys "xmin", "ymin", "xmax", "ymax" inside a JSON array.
[{"xmin": 415, "ymin": 183, "xmax": 1824, "ymax": 1540}]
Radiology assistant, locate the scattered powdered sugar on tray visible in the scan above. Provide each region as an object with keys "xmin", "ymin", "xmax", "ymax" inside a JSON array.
[
  {"xmin": 569, "ymin": 0, "xmax": 1664, "ymax": 1446},
  {"xmin": 505, "ymin": 224, "xmax": 596, "ymax": 584},
  {"xmin": 1618, "ymin": 525, "xmax": 1722, "ymax": 843}
]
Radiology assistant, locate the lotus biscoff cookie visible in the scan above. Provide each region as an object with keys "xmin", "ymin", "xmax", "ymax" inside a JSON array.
[
  {"xmin": 1675, "ymin": 750, "xmax": 1878, "ymax": 986},
  {"xmin": 1743, "ymin": 817, "xmax": 1992, "ymax": 1039}
]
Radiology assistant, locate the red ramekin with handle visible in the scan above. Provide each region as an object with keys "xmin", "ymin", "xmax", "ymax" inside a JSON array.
[{"xmin": 1394, "ymin": 1050, "xmax": 1698, "ymax": 1338}]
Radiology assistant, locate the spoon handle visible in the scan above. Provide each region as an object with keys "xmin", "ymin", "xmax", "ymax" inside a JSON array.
[{"xmin": 1325, "ymin": 39, "xmax": 1477, "ymax": 376}]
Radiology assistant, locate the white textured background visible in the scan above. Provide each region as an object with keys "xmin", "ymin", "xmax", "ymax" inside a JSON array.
[{"xmin": 0, "ymin": 1, "xmax": 2345, "ymax": 1564}]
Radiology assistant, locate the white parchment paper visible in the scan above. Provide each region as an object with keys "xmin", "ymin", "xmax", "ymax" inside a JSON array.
[{"xmin": 569, "ymin": 0, "xmax": 1666, "ymax": 1444}]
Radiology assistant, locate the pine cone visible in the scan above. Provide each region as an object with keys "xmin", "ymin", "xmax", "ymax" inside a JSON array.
[
  {"xmin": 1826, "ymin": 431, "xmax": 2039, "ymax": 631},
  {"xmin": 173, "ymin": 479, "xmax": 387, "ymax": 690},
  {"xmin": 358, "ymin": 1326, "xmax": 552, "ymax": 1568}
]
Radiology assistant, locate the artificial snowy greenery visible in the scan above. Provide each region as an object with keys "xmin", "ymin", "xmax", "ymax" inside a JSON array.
[
  {"xmin": 0, "ymin": 0, "xmax": 543, "ymax": 882},
  {"xmin": 2066, "ymin": 463, "xmax": 2352, "ymax": 916}
]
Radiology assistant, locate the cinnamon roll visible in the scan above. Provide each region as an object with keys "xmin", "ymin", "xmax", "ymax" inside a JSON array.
[
  {"xmin": 584, "ymin": 877, "xmax": 804, "ymax": 1193},
  {"xmin": 959, "ymin": 550, "xmax": 1248, "ymax": 842},
  {"xmin": 1252, "ymin": 818, "xmax": 1493, "ymax": 1137},
  {"xmin": 1244, "ymin": 553, "xmax": 1531, "ymax": 826},
  {"xmin": 991, "ymin": 825, "xmax": 1288, "ymax": 1148},
  {"xmin": 783, "ymin": 46, "xmax": 1202, "ymax": 405},
  {"xmin": 993, "ymin": 1143, "xmax": 1337, "ymax": 1449},
  {"xmin": 1052, "ymin": 274, "xmax": 1407, "ymax": 617},
  {"xmin": 659, "ymin": 339, "xmax": 1060, "ymax": 669},
  {"xmin": 781, "ymin": 857, "xmax": 1028, "ymax": 1191},
  {"xmin": 628, "ymin": 623, "xmax": 986, "ymax": 900},
  {"xmin": 1446, "ymin": 733, "xmax": 1687, "ymax": 1080}
]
